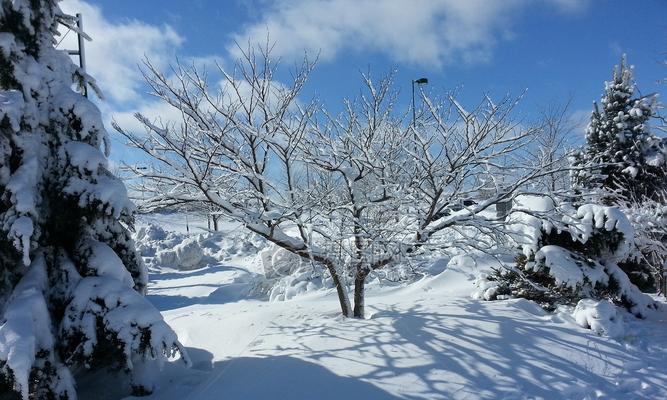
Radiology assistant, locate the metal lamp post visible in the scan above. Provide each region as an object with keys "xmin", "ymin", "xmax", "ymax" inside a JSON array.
[{"xmin": 412, "ymin": 77, "xmax": 428, "ymax": 129}]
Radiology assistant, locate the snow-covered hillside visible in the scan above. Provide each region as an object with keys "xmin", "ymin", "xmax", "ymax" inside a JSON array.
[{"xmin": 78, "ymin": 213, "xmax": 667, "ymax": 400}]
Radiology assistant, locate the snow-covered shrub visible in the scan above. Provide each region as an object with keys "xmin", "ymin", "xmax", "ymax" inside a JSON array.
[
  {"xmin": 619, "ymin": 200, "xmax": 667, "ymax": 293},
  {"xmin": 478, "ymin": 199, "xmax": 658, "ymax": 317},
  {"xmin": 260, "ymin": 245, "xmax": 303, "ymax": 279},
  {"xmin": 573, "ymin": 299, "xmax": 625, "ymax": 338},
  {"xmin": 268, "ymin": 262, "xmax": 332, "ymax": 302},
  {"xmin": 0, "ymin": 2, "xmax": 188, "ymax": 398},
  {"xmin": 257, "ymin": 244, "xmax": 331, "ymax": 301}
]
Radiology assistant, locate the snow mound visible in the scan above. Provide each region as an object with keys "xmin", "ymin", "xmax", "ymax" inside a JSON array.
[
  {"xmin": 135, "ymin": 224, "xmax": 168, "ymax": 242},
  {"xmin": 573, "ymin": 299, "xmax": 625, "ymax": 338},
  {"xmin": 506, "ymin": 195, "xmax": 556, "ymax": 256},
  {"xmin": 156, "ymin": 238, "xmax": 205, "ymax": 270}
]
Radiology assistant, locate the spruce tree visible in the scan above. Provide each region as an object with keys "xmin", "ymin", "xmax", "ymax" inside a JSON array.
[
  {"xmin": 572, "ymin": 55, "xmax": 666, "ymax": 203},
  {"xmin": 0, "ymin": 1, "xmax": 188, "ymax": 398}
]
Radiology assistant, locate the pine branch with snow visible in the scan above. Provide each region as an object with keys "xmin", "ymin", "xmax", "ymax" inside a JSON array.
[
  {"xmin": 0, "ymin": 1, "xmax": 188, "ymax": 398},
  {"xmin": 571, "ymin": 55, "xmax": 666, "ymax": 204},
  {"xmin": 477, "ymin": 197, "xmax": 659, "ymax": 317}
]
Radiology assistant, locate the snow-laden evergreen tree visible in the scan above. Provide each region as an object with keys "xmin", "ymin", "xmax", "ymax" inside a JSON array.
[
  {"xmin": 571, "ymin": 56, "xmax": 667, "ymax": 292},
  {"xmin": 0, "ymin": 1, "xmax": 189, "ymax": 398},
  {"xmin": 571, "ymin": 55, "xmax": 666, "ymax": 203},
  {"xmin": 475, "ymin": 197, "xmax": 658, "ymax": 317}
]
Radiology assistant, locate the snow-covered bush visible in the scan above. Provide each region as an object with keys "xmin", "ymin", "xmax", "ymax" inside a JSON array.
[
  {"xmin": 619, "ymin": 199, "xmax": 667, "ymax": 294},
  {"xmin": 0, "ymin": 2, "xmax": 188, "ymax": 398},
  {"xmin": 573, "ymin": 299, "xmax": 625, "ymax": 338},
  {"xmin": 260, "ymin": 245, "xmax": 304, "ymax": 279},
  {"xmin": 478, "ymin": 198, "xmax": 658, "ymax": 317},
  {"xmin": 268, "ymin": 262, "xmax": 332, "ymax": 302}
]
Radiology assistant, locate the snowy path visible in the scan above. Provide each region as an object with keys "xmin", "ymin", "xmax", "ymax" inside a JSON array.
[{"xmin": 121, "ymin": 263, "xmax": 667, "ymax": 400}]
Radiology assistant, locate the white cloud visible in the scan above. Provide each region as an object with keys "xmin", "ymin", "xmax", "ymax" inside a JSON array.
[
  {"xmin": 59, "ymin": 0, "xmax": 184, "ymax": 104},
  {"xmin": 230, "ymin": 0, "xmax": 590, "ymax": 69}
]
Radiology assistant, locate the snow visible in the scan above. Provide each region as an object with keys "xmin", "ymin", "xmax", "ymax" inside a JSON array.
[
  {"xmin": 64, "ymin": 141, "xmax": 108, "ymax": 172},
  {"xmin": 71, "ymin": 212, "xmax": 667, "ymax": 400},
  {"xmin": 0, "ymin": 255, "xmax": 49, "ymax": 398},
  {"xmin": 535, "ymin": 245, "xmax": 608, "ymax": 288},
  {"xmin": 85, "ymin": 239, "xmax": 136, "ymax": 287},
  {"xmin": 8, "ymin": 216, "xmax": 33, "ymax": 266},
  {"xmin": 572, "ymin": 204, "xmax": 634, "ymax": 259},
  {"xmin": 156, "ymin": 238, "xmax": 205, "ymax": 270},
  {"xmin": 0, "ymin": 90, "xmax": 24, "ymax": 131},
  {"xmin": 0, "ymin": 253, "xmax": 74, "ymax": 399},
  {"xmin": 573, "ymin": 299, "xmax": 625, "ymax": 338},
  {"xmin": 260, "ymin": 244, "xmax": 304, "ymax": 278},
  {"xmin": 64, "ymin": 172, "xmax": 136, "ymax": 218},
  {"xmin": 506, "ymin": 195, "xmax": 555, "ymax": 256},
  {"xmin": 55, "ymin": 86, "xmax": 106, "ymax": 140},
  {"xmin": 64, "ymin": 276, "xmax": 191, "ymax": 370}
]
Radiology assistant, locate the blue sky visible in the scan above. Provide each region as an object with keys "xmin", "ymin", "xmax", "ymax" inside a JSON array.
[{"xmin": 58, "ymin": 0, "xmax": 667, "ymax": 165}]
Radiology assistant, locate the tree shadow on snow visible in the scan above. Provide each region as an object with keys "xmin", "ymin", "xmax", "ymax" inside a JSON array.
[
  {"xmin": 147, "ymin": 282, "xmax": 261, "ymax": 311},
  {"xmin": 147, "ymin": 264, "xmax": 251, "ymax": 283},
  {"xmin": 245, "ymin": 299, "xmax": 666, "ymax": 399},
  {"xmin": 146, "ymin": 265, "xmax": 265, "ymax": 311},
  {"xmin": 144, "ymin": 347, "xmax": 403, "ymax": 400}
]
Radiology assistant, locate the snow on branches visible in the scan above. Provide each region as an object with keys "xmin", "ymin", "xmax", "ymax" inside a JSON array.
[
  {"xmin": 477, "ymin": 196, "xmax": 658, "ymax": 317},
  {"xmin": 117, "ymin": 44, "xmax": 564, "ymax": 318}
]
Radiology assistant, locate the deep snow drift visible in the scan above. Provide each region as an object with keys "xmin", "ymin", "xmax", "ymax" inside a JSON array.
[{"xmin": 86, "ymin": 212, "xmax": 667, "ymax": 400}]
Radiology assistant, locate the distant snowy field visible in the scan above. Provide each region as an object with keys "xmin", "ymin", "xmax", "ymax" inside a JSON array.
[{"xmin": 94, "ymin": 212, "xmax": 667, "ymax": 400}]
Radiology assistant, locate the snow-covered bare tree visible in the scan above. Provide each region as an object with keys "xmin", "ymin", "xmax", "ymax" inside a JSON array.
[
  {"xmin": 0, "ymin": 1, "xmax": 188, "ymax": 398},
  {"xmin": 532, "ymin": 99, "xmax": 576, "ymax": 193},
  {"xmin": 116, "ymin": 45, "xmax": 561, "ymax": 318}
]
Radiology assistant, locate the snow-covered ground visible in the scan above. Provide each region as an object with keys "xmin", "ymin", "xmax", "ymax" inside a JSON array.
[{"xmin": 100, "ymin": 212, "xmax": 667, "ymax": 400}]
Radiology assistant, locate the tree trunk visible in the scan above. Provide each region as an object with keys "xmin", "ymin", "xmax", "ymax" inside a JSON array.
[
  {"xmin": 353, "ymin": 273, "xmax": 366, "ymax": 318},
  {"xmin": 329, "ymin": 266, "xmax": 352, "ymax": 317},
  {"xmin": 212, "ymin": 215, "xmax": 219, "ymax": 231}
]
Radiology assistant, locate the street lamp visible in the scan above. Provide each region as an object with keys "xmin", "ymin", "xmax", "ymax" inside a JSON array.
[{"xmin": 412, "ymin": 77, "xmax": 428, "ymax": 129}]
